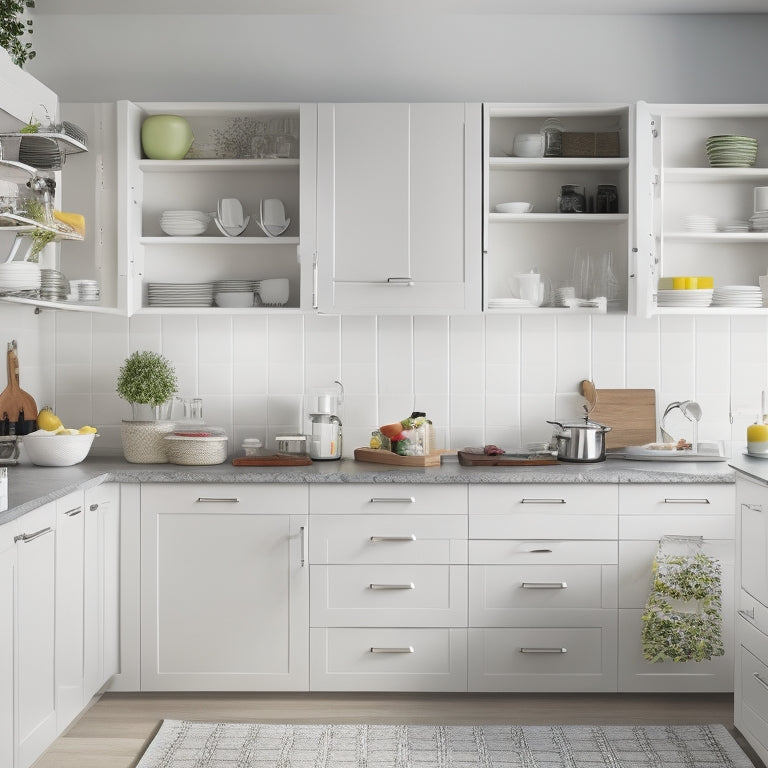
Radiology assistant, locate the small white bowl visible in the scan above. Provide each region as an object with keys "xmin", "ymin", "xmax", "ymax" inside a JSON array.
[
  {"xmin": 23, "ymin": 431, "xmax": 96, "ymax": 466},
  {"xmin": 512, "ymin": 133, "xmax": 544, "ymax": 158},
  {"xmin": 496, "ymin": 202, "xmax": 533, "ymax": 214},
  {"xmin": 257, "ymin": 278, "xmax": 290, "ymax": 306},
  {"xmin": 214, "ymin": 291, "xmax": 254, "ymax": 308}
]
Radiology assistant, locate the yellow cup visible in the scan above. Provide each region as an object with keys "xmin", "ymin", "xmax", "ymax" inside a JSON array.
[
  {"xmin": 684, "ymin": 276, "xmax": 698, "ymax": 289},
  {"xmin": 698, "ymin": 276, "xmax": 714, "ymax": 289},
  {"xmin": 672, "ymin": 277, "xmax": 686, "ymax": 290}
]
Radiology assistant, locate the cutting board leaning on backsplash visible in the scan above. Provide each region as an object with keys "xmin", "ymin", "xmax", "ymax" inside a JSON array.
[{"xmin": 580, "ymin": 381, "xmax": 657, "ymax": 450}]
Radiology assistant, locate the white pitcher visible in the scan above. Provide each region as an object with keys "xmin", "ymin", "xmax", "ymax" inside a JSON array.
[{"xmin": 510, "ymin": 271, "xmax": 545, "ymax": 307}]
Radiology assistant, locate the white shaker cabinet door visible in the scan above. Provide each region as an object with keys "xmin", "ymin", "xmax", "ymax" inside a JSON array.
[
  {"xmin": 0, "ymin": 538, "xmax": 14, "ymax": 768},
  {"xmin": 316, "ymin": 102, "xmax": 481, "ymax": 313},
  {"xmin": 141, "ymin": 485, "xmax": 309, "ymax": 691}
]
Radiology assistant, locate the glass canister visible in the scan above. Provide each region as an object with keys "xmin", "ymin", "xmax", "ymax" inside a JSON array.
[
  {"xmin": 541, "ymin": 117, "xmax": 564, "ymax": 158},
  {"xmin": 595, "ymin": 184, "xmax": 619, "ymax": 213},
  {"xmin": 558, "ymin": 184, "xmax": 586, "ymax": 213}
]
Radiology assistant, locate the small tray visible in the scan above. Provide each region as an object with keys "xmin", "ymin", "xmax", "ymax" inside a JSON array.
[
  {"xmin": 232, "ymin": 453, "xmax": 312, "ymax": 467},
  {"xmin": 457, "ymin": 451, "xmax": 559, "ymax": 467},
  {"xmin": 353, "ymin": 447, "xmax": 445, "ymax": 467}
]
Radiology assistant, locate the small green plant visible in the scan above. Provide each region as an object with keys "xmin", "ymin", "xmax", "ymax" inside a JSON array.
[
  {"xmin": 116, "ymin": 350, "xmax": 178, "ymax": 406},
  {"xmin": 0, "ymin": 0, "xmax": 36, "ymax": 68}
]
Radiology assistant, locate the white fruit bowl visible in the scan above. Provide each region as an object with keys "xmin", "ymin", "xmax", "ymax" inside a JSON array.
[{"xmin": 23, "ymin": 430, "xmax": 96, "ymax": 466}]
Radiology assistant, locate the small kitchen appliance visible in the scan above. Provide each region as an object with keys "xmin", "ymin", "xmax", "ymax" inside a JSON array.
[{"xmin": 306, "ymin": 381, "xmax": 343, "ymax": 461}]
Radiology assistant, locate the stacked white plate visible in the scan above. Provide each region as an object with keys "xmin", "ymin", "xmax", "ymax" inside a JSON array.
[
  {"xmin": 706, "ymin": 135, "xmax": 758, "ymax": 167},
  {"xmin": 683, "ymin": 214, "xmax": 717, "ymax": 233},
  {"xmin": 0, "ymin": 261, "xmax": 41, "ymax": 291},
  {"xmin": 722, "ymin": 220, "xmax": 750, "ymax": 233},
  {"xmin": 657, "ymin": 289, "xmax": 713, "ymax": 307},
  {"xmin": 147, "ymin": 282, "xmax": 214, "ymax": 307},
  {"xmin": 711, "ymin": 285, "xmax": 763, "ymax": 307},
  {"xmin": 40, "ymin": 268, "xmax": 69, "ymax": 300},
  {"xmin": 750, "ymin": 212, "xmax": 768, "ymax": 232},
  {"xmin": 70, "ymin": 279, "xmax": 100, "ymax": 302},
  {"xmin": 213, "ymin": 279, "xmax": 260, "ymax": 293},
  {"xmin": 160, "ymin": 211, "xmax": 211, "ymax": 237},
  {"xmin": 487, "ymin": 297, "xmax": 536, "ymax": 309}
]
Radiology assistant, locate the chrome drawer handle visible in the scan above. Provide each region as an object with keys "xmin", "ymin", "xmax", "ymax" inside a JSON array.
[
  {"xmin": 370, "ymin": 535, "xmax": 417, "ymax": 542},
  {"xmin": 386, "ymin": 277, "xmax": 414, "ymax": 286},
  {"xmin": 522, "ymin": 581, "xmax": 567, "ymax": 589},
  {"xmin": 663, "ymin": 498, "xmax": 710, "ymax": 504},
  {"xmin": 370, "ymin": 646, "xmax": 414, "ymax": 653},
  {"xmin": 369, "ymin": 497, "xmax": 415, "ymax": 504},
  {"xmin": 754, "ymin": 673, "xmax": 768, "ymax": 692},
  {"xmin": 521, "ymin": 545, "xmax": 553, "ymax": 554},
  {"xmin": 370, "ymin": 583, "xmax": 415, "ymax": 590},
  {"xmin": 64, "ymin": 506, "xmax": 82, "ymax": 517},
  {"xmin": 521, "ymin": 498, "xmax": 566, "ymax": 504},
  {"xmin": 196, "ymin": 497, "xmax": 240, "ymax": 503},
  {"xmin": 520, "ymin": 647, "xmax": 567, "ymax": 654},
  {"xmin": 14, "ymin": 526, "xmax": 53, "ymax": 544}
]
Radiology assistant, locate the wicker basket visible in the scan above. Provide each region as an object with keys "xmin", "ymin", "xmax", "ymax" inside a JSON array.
[
  {"xmin": 120, "ymin": 420, "xmax": 175, "ymax": 463},
  {"xmin": 163, "ymin": 433, "xmax": 228, "ymax": 465},
  {"xmin": 561, "ymin": 131, "xmax": 620, "ymax": 158}
]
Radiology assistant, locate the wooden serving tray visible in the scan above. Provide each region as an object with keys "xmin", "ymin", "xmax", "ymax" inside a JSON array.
[
  {"xmin": 353, "ymin": 447, "xmax": 445, "ymax": 467},
  {"xmin": 232, "ymin": 454, "xmax": 313, "ymax": 467},
  {"xmin": 457, "ymin": 451, "xmax": 559, "ymax": 467}
]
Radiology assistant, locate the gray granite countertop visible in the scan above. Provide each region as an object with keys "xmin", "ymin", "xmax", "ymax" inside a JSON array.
[
  {"xmin": 729, "ymin": 452, "xmax": 768, "ymax": 485},
  {"xmin": 0, "ymin": 454, "xmax": 736, "ymax": 528}
]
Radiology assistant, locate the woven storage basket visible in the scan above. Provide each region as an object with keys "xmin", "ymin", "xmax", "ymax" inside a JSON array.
[
  {"xmin": 561, "ymin": 131, "xmax": 620, "ymax": 157},
  {"xmin": 121, "ymin": 420, "xmax": 175, "ymax": 463},
  {"xmin": 163, "ymin": 433, "xmax": 228, "ymax": 465}
]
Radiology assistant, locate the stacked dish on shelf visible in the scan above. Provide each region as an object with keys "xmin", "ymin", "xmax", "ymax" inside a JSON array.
[
  {"xmin": 159, "ymin": 210, "xmax": 211, "ymax": 237},
  {"xmin": 0, "ymin": 262, "xmax": 40, "ymax": 293},
  {"xmin": 18, "ymin": 136, "xmax": 65, "ymax": 170},
  {"xmin": 256, "ymin": 278, "xmax": 289, "ymax": 307},
  {"xmin": 213, "ymin": 279, "xmax": 259, "ymax": 308},
  {"xmin": 147, "ymin": 282, "xmax": 214, "ymax": 307},
  {"xmin": 683, "ymin": 214, "xmax": 717, "ymax": 233},
  {"xmin": 705, "ymin": 135, "xmax": 758, "ymax": 168},
  {"xmin": 711, "ymin": 285, "xmax": 763, "ymax": 308},
  {"xmin": 750, "ymin": 212, "xmax": 768, "ymax": 232},
  {"xmin": 656, "ymin": 276, "xmax": 713, "ymax": 308},
  {"xmin": 40, "ymin": 268, "xmax": 69, "ymax": 301},
  {"xmin": 70, "ymin": 279, "xmax": 100, "ymax": 302}
]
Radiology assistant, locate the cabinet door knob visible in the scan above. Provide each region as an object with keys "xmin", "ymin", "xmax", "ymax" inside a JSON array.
[
  {"xmin": 369, "ymin": 497, "xmax": 415, "ymax": 504},
  {"xmin": 386, "ymin": 277, "xmax": 414, "ymax": 286}
]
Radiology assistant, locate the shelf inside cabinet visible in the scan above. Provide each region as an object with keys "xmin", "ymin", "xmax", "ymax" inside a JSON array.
[
  {"xmin": 489, "ymin": 213, "xmax": 628, "ymax": 224},
  {"xmin": 490, "ymin": 157, "xmax": 630, "ymax": 171},
  {"xmin": 0, "ymin": 130, "xmax": 88, "ymax": 155},
  {"xmin": 139, "ymin": 158, "xmax": 299, "ymax": 173},
  {"xmin": 664, "ymin": 167, "xmax": 768, "ymax": 182},
  {"xmin": 140, "ymin": 236, "xmax": 299, "ymax": 246},
  {"xmin": 664, "ymin": 232, "xmax": 768, "ymax": 243}
]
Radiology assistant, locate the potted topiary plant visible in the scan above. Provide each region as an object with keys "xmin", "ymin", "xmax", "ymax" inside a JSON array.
[
  {"xmin": 116, "ymin": 350, "xmax": 179, "ymax": 463},
  {"xmin": 0, "ymin": 0, "xmax": 36, "ymax": 68}
]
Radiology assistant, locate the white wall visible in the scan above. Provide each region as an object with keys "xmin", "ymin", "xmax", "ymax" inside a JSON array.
[{"xmin": 6, "ymin": 10, "xmax": 768, "ymax": 458}]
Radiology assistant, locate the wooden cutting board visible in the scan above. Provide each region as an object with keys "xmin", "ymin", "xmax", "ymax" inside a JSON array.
[
  {"xmin": 353, "ymin": 448, "xmax": 446, "ymax": 467},
  {"xmin": 582, "ymin": 382, "xmax": 657, "ymax": 449},
  {"xmin": 458, "ymin": 451, "xmax": 558, "ymax": 467},
  {"xmin": 0, "ymin": 340, "xmax": 38, "ymax": 425},
  {"xmin": 232, "ymin": 454, "xmax": 313, "ymax": 466}
]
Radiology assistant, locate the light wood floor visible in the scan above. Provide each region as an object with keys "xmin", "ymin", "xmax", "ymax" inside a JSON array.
[{"xmin": 33, "ymin": 691, "xmax": 764, "ymax": 768}]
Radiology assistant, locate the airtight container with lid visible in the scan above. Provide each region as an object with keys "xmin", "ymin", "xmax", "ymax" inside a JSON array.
[
  {"xmin": 163, "ymin": 428, "xmax": 228, "ymax": 465},
  {"xmin": 241, "ymin": 438, "xmax": 263, "ymax": 457}
]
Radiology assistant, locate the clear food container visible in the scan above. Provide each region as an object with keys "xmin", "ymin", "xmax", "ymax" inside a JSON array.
[{"xmin": 275, "ymin": 434, "xmax": 307, "ymax": 455}]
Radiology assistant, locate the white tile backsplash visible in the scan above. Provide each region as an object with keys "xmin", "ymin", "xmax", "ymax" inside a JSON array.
[{"xmin": 0, "ymin": 300, "xmax": 752, "ymax": 458}]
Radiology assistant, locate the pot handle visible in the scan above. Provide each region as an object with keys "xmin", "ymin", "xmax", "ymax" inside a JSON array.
[{"xmin": 546, "ymin": 419, "xmax": 565, "ymax": 431}]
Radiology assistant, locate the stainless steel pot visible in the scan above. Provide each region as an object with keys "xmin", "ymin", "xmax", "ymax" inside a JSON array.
[{"xmin": 546, "ymin": 418, "xmax": 612, "ymax": 463}]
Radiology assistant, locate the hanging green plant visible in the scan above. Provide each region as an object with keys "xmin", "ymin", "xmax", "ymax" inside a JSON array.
[{"xmin": 0, "ymin": 0, "xmax": 36, "ymax": 68}]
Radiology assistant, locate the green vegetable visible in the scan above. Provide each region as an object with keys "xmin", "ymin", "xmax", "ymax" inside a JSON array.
[{"xmin": 19, "ymin": 114, "xmax": 40, "ymax": 133}]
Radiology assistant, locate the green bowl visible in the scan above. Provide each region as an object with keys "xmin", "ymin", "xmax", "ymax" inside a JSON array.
[{"xmin": 141, "ymin": 114, "xmax": 194, "ymax": 160}]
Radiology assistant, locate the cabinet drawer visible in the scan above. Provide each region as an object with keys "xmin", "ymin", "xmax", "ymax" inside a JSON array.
[
  {"xmin": 620, "ymin": 540, "xmax": 734, "ymax": 609},
  {"xmin": 741, "ymin": 643, "xmax": 768, "ymax": 747},
  {"xmin": 620, "ymin": 515, "xmax": 734, "ymax": 541},
  {"xmin": 618, "ymin": 608, "xmax": 733, "ymax": 692},
  {"xmin": 470, "ymin": 484, "xmax": 618, "ymax": 518},
  {"xmin": 470, "ymin": 539, "xmax": 616, "ymax": 565},
  {"xmin": 468, "ymin": 624, "xmax": 617, "ymax": 692},
  {"xmin": 741, "ymin": 501, "xmax": 768, "ymax": 609},
  {"xmin": 140, "ymin": 483, "xmax": 308, "ymax": 514},
  {"xmin": 739, "ymin": 590, "xmax": 768, "ymax": 638},
  {"xmin": 311, "ymin": 564, "xmax": 467, "ymax": 627},
  {"xmin": 309, "ymin": 627, "xmax": 467, "ymax": 691},
  {"xmin": 310, "ymin": 514, "xmax": 467, "ymax": 564},
  {"xmin": 310, "ymin": 484, "xmax": 467, "ymax": 516},
  {"xmin": 618, "ymin": 484, "xmax": 734, "ymax": 516},
  {"xmin": 470, "ymin": 564, "xmax": 617, "ymax": 626}
]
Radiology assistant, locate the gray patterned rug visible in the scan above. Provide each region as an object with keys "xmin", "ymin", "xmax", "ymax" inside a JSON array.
[{"xmin": 136, "ymin": 721, "xmax": 754, "ymax": 768}]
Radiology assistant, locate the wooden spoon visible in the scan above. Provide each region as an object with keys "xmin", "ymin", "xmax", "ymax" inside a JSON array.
[
  {"xmin": 0, "ymin": 340, "xmax": 38, "ymax": 426},
  {"xmin": 580, "ymin": 379, "xmax": 597, "ymax": 416}
]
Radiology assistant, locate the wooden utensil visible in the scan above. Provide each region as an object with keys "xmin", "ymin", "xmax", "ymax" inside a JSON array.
[
  {"xmin": 0, "ymin": 340, "xmax": 38, "ymax": 425},
  {"xmin": 580, "ymin": 382, "xmax": 656, "ymax": 449}
]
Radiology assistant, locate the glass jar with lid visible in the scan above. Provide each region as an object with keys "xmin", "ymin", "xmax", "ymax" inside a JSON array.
[{"xmin": 540, "ymin": 117, "xmax": 564, "ymax": 158}]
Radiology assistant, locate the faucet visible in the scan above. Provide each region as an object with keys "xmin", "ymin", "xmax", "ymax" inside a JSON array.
[{"xmin": 660, "ymin": 400, "xmax": 702, "ymax": 449}]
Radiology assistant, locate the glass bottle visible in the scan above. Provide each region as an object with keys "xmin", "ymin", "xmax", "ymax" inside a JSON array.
[{"xmin": 541, "ymin": 117, "xmax": 564, "ymax": 158}]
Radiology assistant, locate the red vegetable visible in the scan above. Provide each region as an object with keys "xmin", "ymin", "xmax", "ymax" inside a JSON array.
[{"xmin": 484, "ymin": 444, "xmax": 504, "ymax": 455}]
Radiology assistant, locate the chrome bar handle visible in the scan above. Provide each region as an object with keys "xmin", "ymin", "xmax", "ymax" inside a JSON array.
[
  {"xmin": 521, "ymin": 498, "xmax": 566, "ymax": 504},
  {"xmin": 663, "ymin": 498, "xmax": 710, "ymax": 504},
  {"xmin": 520, "ymin": 647, "xmax": 567, "ymax": 654},
  {"xmin": 196, "ymin": 497, "xmax": 240, "ymax": 503},
  {"xmin": 300, "ymin": 526, "xmax": 306, "ymax": 568},
  {"xmin": 370, "ymin": 534, "xmax": 417, "ymax": 542},
  {"xmin": 386, "ymin": 277, "xmax": 415, "ymax": 286},
  {"xmin": 370, "ymin": 583, "xmax": 415, "ymax": 590},
  {"xmin": 370, "ymin": 646, "xmax": 414, "ymax": 653},
  {"xmin": 370, "ymin": 497, "xmax": 415, "ymax": 504},
  {"xmin": 15, "ymin": 526, "xmax": 53, "ymax": 544},
  {"xmin": 64, "ymin": 506, "xmax": 82, "ymax": 517},
  {"xmin": 522, "ymin": 582, "xmax": 567, "ymax": 589}
]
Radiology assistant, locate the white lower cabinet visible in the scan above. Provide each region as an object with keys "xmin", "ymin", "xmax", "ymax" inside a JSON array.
[
  {"xmin": 0, "ymin": 522, "xmax": 16, "ymax": 768},
  {"xmin": 468, "ymin": 485, "xmax": 619, "ymax": 692},
  {"xmin": 618, "ymin": 484, "xmax": 735, "ymax": 692},
  {"xmin": 140, "ymin": 484, "xmax": 309, "ymax": 691}
]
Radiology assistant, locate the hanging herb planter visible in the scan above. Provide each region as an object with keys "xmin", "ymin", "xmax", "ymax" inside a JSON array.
[{"xmin": 0, "ymin": 0, "xmax": 36, "ymax": 68}]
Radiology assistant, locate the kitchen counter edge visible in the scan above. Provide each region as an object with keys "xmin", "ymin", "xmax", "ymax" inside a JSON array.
[{"xmin": 0, "ymin": 455, "xmax": 736, "ymax": 528}]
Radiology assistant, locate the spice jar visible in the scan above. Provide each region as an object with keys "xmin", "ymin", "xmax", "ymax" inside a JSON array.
[
  {"xmin": 558, "ymin": 184, "xmax": 586, "ymax": 214},
  {"xmin": 541, "ymin": 117, "xmax": 564, "ymax": 158},
  {"xmin": 595, "ymin": 184, "xmax": 619, "ymax": 214}
]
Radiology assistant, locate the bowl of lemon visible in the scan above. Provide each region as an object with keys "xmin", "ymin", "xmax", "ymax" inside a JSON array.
[{"xmin": 24, "ymin": 407, "xmax": 98, "ymax": 467}]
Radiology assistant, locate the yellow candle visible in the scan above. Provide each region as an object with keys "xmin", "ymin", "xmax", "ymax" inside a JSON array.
[{"xmin": 747, "ymin": 423, "xmax": 768, "ymax": 442}]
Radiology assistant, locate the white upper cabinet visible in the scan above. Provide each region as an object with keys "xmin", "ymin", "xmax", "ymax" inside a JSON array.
[
  {"xmin": 483, "ymin": 104, "xmax": 633, "ymax": 315},
  {"xmin": 635, "ymin": 102, "xmax": 768, "ymax": 317},
  {"xmin": 316, "ymin": 102, "xmax": 481, "ymax": 314}
]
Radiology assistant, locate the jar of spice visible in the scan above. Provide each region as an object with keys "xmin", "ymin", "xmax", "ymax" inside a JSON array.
[
  {"xmin": 541, "ymin": 117, "xmax": 564, "ymax": 158},
  {"xmin": 558, "ymin": 184, "xmax": 586, "ymax": 213},
  {"xmin": 595, "ymin": 184, "xmax": 619, "ymax": 213}
]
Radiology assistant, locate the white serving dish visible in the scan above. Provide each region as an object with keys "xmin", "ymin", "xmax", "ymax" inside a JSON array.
[{"xmin": 23, "ymin": 430, "xmax": 96, "ymax": 466}]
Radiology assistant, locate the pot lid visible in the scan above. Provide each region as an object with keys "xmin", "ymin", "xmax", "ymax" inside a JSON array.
[{"xmin": 550, "ymin": 418, "xmax": 610, "ymax": 431}]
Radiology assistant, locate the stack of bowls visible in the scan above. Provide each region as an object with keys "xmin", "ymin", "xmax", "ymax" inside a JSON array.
[
  {"xmin": 213, "ymin": 279, "xmax": 258, "ymax": 307},
  {"xmin": 40, "ymin": 269, "xmax": 69, "ymax": 301},
  {"xmin": 160, "ymin": 210, "xmax": 211, "ymax": 236},
  {"xmin": 257, "ymin": 278, "xmax": 289, "ymax": 307},
  {"xmin": 706, "ymin": 135, "xmax": 758, "ymax": 167},
  {"xmin": 0, "ymin": 262, "xmax": 40, "ymax": 293}
]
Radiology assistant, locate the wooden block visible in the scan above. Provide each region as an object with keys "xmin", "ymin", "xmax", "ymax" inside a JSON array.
[{"xmin": 353, "ymin": 447, "xmax": 445, "ymax": 467}]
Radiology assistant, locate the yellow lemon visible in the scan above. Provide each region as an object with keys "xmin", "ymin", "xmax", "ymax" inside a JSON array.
[
  {"xmin": 78, "ymin": 426, "xmax": 97, "ymax": 434},
  {"xmin": 37, "ymin": 406, "xmax": 62, "ymax": 432}
]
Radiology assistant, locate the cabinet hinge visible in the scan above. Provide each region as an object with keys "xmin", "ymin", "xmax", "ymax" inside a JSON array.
[{"xmin": 650, "ymin": 119, "xmax": 658, "ymax": 139}]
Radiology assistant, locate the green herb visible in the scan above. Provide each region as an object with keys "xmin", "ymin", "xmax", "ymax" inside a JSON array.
[
  {"xmin": 116, "ymin": 350, "xmax": 178, "ymax": 406},
  {"xmin": 19, "ymin": 114, "xmax": 40, "ymax": 133},
  {"xmin": 0, "ymin": 0, "xmax": 36, "ymax": 68},
  {"xmin": 26, "ymin": 227, "xmax": 54, "ymax": 262}
]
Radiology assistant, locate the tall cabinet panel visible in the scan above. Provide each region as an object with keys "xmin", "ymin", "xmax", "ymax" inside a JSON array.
[{"xmin": 316, "ymin": 102, "xmax": 481, "ymax": 314}]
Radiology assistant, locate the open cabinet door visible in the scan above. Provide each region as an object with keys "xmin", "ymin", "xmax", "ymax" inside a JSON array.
[{"xmin": 634, "ymin": 101, "xmax": 658, "ymax": 318}]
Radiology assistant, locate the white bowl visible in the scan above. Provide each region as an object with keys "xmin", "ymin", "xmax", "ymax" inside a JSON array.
[
  {"xmin": 23, "ymin": 431, "xmax": 96, "ymax": 466},
  {"xmin": 496, "ymin": 202, "xmax": 533, "ymax": 214},
  {"xmin": 257, "ymin": 278, "xmax": 290, "ymax": 306},
  {"xmin": 512, "ymin": 133, "xmax": 544, "ymax": 158},
  {"xmin": 214, "ymin": 291, "xmax": 254, "ymax": 308}
]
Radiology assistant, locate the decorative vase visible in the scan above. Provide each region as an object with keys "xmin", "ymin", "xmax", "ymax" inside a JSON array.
[{"xmin": 141, "ymin": 114, "xmax": 194, "ymax": 160}]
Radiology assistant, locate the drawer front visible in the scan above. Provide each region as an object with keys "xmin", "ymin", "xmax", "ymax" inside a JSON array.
[
  {"xmin": 468, "ymin": 624, "xmax": 617, "ymax": 692},
  {"xmin": 618, "ymin": 608, "xmax": 734, "ymax": 692},
  {"xmin": 620, "ymin": 539, "xmax": 734, "ymax": 609},
  {"xmin": 738, "ymin": 620, "xmax": 768, "ymax": 757},
  {"xmin": 310, "ymin": 484, "xmax": 467, "ymax": 516},
  {"xmin": 471, "ymin": 515, "xmax": 617, "ymax": 541},
  {"xmin": 741, "ymin": 643, "xmax": 768, "ymax": 738},
  {"xmin": 741, "ymin": 502, "xmax": 768, "ymax": 609},
  {"xmin": 470, "ymin": 484, "xmax": 618, "ymax": 518},
  {"xmin": 620, "ymin": 515, "xmax": 734, "ymax": 541},
  {"xmin": 310, "ymin": 514, "xmax": 467, "ymax": 565},
  {"xmin": 309, "ymin": 627, "xmax": 467, "ymax": 691},
  {"xmin": 619, "ymin": 484, "xmax": 734, "ymax": 517},
  {"xmin": 470, "ymin": 564, "xmax": 617, "ymax": 626},
  {"xmin": 141, "ymin": 483, "xmax": 308, "ymax": 514},
  {"xmin": 739, "ymin": 589, "xmax": 768, "ymax": 638},
  {"xmin": 470, "ymin": 539, "xmax": 617, "ymax": 565},
  {"xmin": 311, "ymin": 564, "xmax": 467, "ymax": 626}
]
